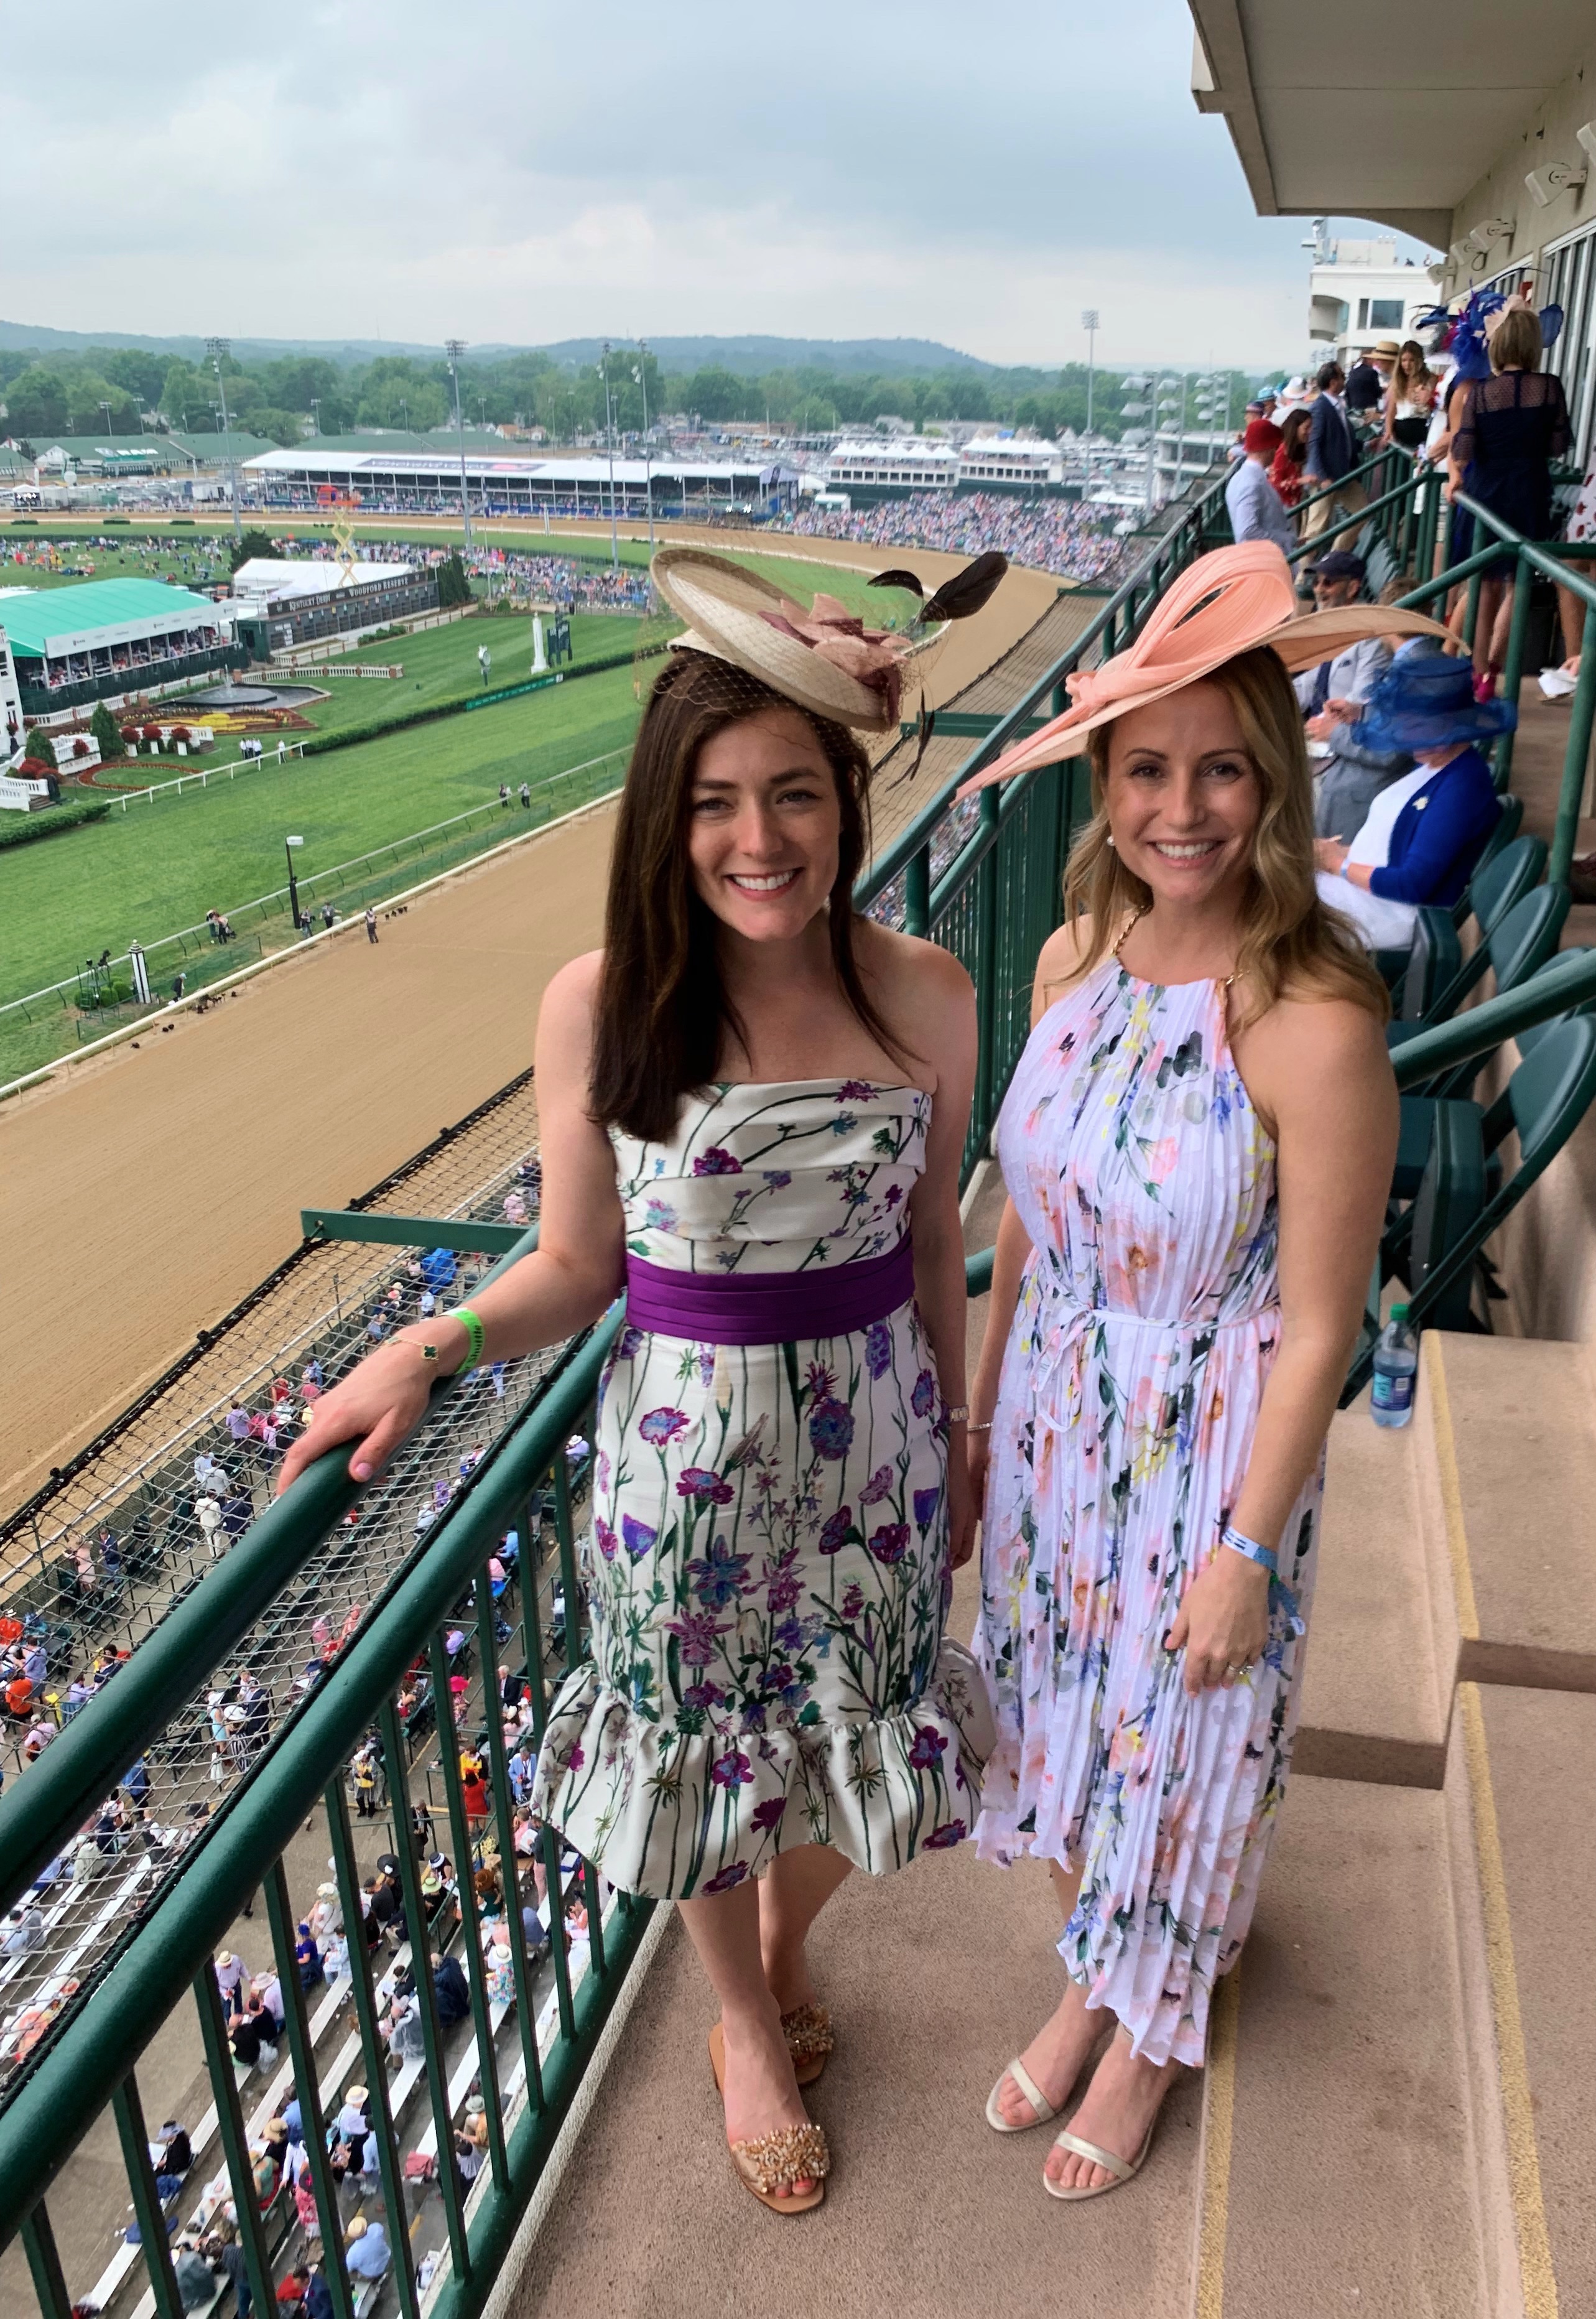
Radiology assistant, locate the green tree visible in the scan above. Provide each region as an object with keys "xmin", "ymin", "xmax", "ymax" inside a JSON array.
[
  {"xmin": 4, "ymin": 366, "xmax": 72, "ymax": 438},
  {"xmin": 229, "ymin": 529, "xmax": 278, "ymax": 572},
  {"xmin": 435, "ymin": 552, "xmax": 474, "ymax": 609},
  {"xmin": 27, "ymin": 730, "xmax": 58, "ymax": 771},
  {"xmin": 90, "ymin": 701, "xmax": 123, "ymax": 759}
]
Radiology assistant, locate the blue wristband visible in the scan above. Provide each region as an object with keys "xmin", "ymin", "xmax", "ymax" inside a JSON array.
[{"xmin": 1220, "ymin": 1523, "xmax": 1278, "ymax": 1577}]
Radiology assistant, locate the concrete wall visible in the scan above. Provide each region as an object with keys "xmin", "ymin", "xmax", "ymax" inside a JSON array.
[{"xmin": 1442, "ymin": 39, "xmax": 1596, "ymax": 302}]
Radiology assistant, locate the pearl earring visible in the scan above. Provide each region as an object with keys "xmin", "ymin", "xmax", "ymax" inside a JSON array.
[{"xmin": 1105, "ymin": 834, "xmax": 1116, "ymax": 851}]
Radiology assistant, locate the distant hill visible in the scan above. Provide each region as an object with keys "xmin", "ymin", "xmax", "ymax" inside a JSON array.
[{"xmin": 0, "ymin": 321, "xmax": 995, "ymax": 378}]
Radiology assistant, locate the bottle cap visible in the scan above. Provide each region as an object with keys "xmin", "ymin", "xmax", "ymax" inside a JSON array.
[{"xmin": 1390, "ymin": 1302, "xmax": 1410, "ymax": 1321}]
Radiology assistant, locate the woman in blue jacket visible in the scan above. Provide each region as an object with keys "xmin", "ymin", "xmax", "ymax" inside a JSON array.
[{"xmin": 1314, "ymin": 653, "xmax": 1513, "ymax": 950}]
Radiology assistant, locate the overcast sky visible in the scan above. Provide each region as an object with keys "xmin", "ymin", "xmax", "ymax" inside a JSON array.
[{"xmin": 0, "ymin": 0, "xmax": 1432, "ymax": 369}]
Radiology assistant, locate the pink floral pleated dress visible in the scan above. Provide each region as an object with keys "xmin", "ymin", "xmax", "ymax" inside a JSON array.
[{"xmin": 973, "ymin": 960, "xmax": 1317, "ymax": 2068}]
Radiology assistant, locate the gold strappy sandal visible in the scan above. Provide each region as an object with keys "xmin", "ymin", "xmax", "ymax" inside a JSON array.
[{"xmin": 728, "ymin": 2121, "xmax": 830, "ymax": 2214}]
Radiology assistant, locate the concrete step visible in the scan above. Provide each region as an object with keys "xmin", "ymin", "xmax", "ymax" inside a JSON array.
[
  {"xmin": 1415, "ymin": 1332, "xmax": 1596, "ymax": 1696},
  {"xmin": 1445, "ymin": 1681, "xmax": 1595, "ymax": 2318},
  {"xmin": 1199, "ymin": 1773, "xmax": 1486, "ymax": 2317},
  {"xmin": 1296, "ymin": 1395, "xmax": 1449, "ymax": 1788}
]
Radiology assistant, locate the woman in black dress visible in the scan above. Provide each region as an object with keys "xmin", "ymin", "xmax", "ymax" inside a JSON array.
[{"xmin": 1447, "ymin": 304, "xmax": 1570, "ymax": 696}]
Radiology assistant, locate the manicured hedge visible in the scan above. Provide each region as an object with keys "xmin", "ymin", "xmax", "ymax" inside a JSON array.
[{"xmin": 0, "ymin": 796, "xmax": 112, "ymax": 849}]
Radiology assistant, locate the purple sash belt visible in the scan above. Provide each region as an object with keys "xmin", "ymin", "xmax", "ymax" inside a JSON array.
[{"xmin": 624, "ymin": 1235, "xmax": 915, "ymax": 1346}]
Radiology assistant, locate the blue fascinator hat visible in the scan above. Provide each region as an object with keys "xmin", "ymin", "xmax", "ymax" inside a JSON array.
[{"xmin": 1353, "ymin": 654, "xmax": 1517, "ymax": 755}]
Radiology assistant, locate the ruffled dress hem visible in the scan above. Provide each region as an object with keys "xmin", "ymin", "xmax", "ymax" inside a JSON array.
[{"xmin": 531, "ymin": 1638, "xmax": 995, "ymax": 1900}]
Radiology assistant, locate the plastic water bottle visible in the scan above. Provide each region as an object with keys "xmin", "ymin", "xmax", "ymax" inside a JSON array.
[{"xmin": 1370, "ymin": 1303, "xmax": 1417, "ymax": 1429}]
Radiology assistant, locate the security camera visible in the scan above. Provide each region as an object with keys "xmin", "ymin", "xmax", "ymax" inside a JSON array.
[{"xmin": 1526, "ymin": 162, "xmax": 1587, "ymax": 208}]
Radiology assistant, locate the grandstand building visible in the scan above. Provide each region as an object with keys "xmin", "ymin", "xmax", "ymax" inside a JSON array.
[
  {"xmin": 821, "ymin": 439, "xmax": 960, "ymax": 501},
  {"xmin": 956, "ymin": 436, "xmax": 1065, "ymax": 492},
  {"xmin": 242, "ymin": 445, "xmax": 799, "ymax": 516},
  {"xmin": 821, "ymin": 436, "xmax": 1067, "ymax": 502},
  {"xmin": 0, "ymin": 579, "xmax": 243, "ymax": 720},
  {"xmin": 228, "ymin": 556, "xmax": 438, "ymax": 654}
]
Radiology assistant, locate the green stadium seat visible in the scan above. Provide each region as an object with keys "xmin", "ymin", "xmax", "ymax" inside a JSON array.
[
  {"xmin": 1421, "ymin": 833, "xmax": 1547, "ymax": 1025},
  {"xmin": 1348, "ymin": 1015, "xmax": 1596, "ymax": 1397},
  {"xmin": 1452, "ymin": 794, "xmax": 1522, "ymax": 920}
]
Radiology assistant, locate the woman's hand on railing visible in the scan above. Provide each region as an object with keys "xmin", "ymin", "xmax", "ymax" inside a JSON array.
[{"xmin": 275, "ymin": 1342, "xmax": 437, "ymax": 1495}]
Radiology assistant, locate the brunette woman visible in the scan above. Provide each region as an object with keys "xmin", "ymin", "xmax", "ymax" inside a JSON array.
[
  {"xmin": 1268, "ymin": 406, "xmax": 1311, "ymax": 509},
  {"xmin": 279, "ymin": 549, "xmax": 996, "ymax": 2214}
]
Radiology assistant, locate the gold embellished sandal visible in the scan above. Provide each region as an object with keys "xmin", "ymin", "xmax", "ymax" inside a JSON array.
[
  {"xmin": 709, "ymin": 2006, "xmax": 835, "ymax": 2094},
  {"xmin": 728, "ymin": 2121, "xmax": 830, "ymax": 2214}
]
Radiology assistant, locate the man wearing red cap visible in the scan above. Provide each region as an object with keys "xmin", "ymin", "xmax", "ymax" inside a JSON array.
[{"xmin": 1223, "ymin": 418, "xmax": 1294, "ymax": 556}]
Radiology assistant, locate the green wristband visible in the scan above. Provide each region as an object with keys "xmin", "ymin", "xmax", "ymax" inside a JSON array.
[{"xmin": 447, "ymin": 1306, "xmax": 485, "ymax": 1371}]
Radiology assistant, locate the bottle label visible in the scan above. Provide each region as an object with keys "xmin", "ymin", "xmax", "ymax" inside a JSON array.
[{"xmin": 1371, "ymin": 1369, "xmax": 1414, "ymax": 1413}]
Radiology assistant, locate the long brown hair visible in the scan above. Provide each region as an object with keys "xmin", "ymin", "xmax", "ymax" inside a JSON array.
[
  {"xmin": 1064, "ymin": 647, "xmax": 1389, "ymax": 1024},
  {"xmin": 590, "ymin": 649, "xmax": 901, "ymax": 1142}
]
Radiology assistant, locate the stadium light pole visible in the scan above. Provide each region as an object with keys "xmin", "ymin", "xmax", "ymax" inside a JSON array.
[
  {"xmin": 447, "ymin": 340, "xmax": 473, "ymax": 549},
  {"xmin": 206, "ymin": 336, "xmax": 243, "ymax": 546},
  {"xmin": 601, "ymin": 342, "xmax": 618, "ymax": 570},
  {"xmin": 1080, "ymin": 309, "xmax": 1100, "ymax": 499},
  {"xmin": 284, "ymin": 834, "xmax": 305, "ymax": 930},
  {"xmin": 634, "ymin": 342, "xmax": 654, "ymax": 549}
]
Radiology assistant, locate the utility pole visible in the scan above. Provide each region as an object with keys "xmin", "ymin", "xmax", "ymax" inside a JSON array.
[
  {"xmin": 206, "ymin": 336, "xmax": 243, "ymax": 545},
  {"xmin": 1080, "ymin": 309, "xmax": 1099, "ymax": 498},
  {"xmin": 601, "ymin": 342, "xmax": 618, "ymax": 569},
  {"xmin": 447, "ymin": 340, "xmax": 473, "ymax": 547},
  {"xmin": 635, "ymin": 341, "xmax": 655, "ymax": 549}
]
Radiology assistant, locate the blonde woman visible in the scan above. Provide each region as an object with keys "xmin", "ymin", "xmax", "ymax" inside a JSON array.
[
  {"xmin": 958, "ymin": 545, "xmax": 1440, "ymax": 2200},
  {"xmin": 1379, "ymin": 340, "xmax": 1437, "ymax": 450}
]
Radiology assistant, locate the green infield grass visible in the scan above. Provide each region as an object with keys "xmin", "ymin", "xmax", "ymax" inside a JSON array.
[{"xmin": 1, "ymin": 659, "xmax": 644, "ymax": 1012}]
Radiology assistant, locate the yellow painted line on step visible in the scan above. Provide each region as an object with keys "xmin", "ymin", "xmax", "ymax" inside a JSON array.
[
  {"xmin": 1426, "ymin": 1337, "xmax": 1480, "ymax": 1642},
  {"xmin": 1192, "ymin": 1961, "xmax": 1240, "ymax": 2319},
  {"xmin": 1459, "ymin": 1683, "xmax": 1559, "ymax": 2317}
]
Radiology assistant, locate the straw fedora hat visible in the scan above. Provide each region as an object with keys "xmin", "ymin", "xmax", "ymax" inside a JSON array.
[
  {"xmin": 651, "ymin": 546, "xmax": 1002, "ymax": 733},
  {"xmin": 1369, "ymin": 339, "xmax": 1403, "ymax": 362},
  {"xmin": 957, "ymin": 542, "xmax": 1450, "ymax": 795}
]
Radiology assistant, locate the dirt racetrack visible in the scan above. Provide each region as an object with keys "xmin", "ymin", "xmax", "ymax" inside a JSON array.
[{"xmin": 1, "ymin": 543, "xmax": 1061, "ymax": 1514}]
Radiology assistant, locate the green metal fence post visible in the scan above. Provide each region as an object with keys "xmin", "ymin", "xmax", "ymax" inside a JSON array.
[
  {"xmin": 19, "ymin": 2208, "xmax": 71, "ymax": 2319},
  {"xmin": 473, "ymin": 1568, "xmax": 545, "ymax": 2117},
  {"xmin": 904, "ymin": 846, "xmax": 930, "ymax": 938},
  {"xmin": 192, "ymin": 1958, "xmax": 281, "ymax": 2319},
  {"xmin": 427, "ymin": 1630, "xmax": 509, "ymax": 2192},
  {"xmin": 550, "ymin": 1444, "xmax": 585, "ymax": 1677},
  {"xmin": 378, "ymin": 1696, "xmax": 474, "ymax": 2284},
  {"xmin": 975, "ymin": 788, "xmax": 1001, "ymax": 1142},
  {"xmin": 1551, "ymin": 600, "xmax": 1596, "ymax": 886},
  {"xmin": 1464, "ymin": 516, "xmax": 1485, "ymax": 653},
  {"xmin": 539, "ymin": 1822, "xmax": 578, "ymax": 2042},
  {"xmin": 262, "ymin": 1860, "xmax": 357, "ymax": 2319},
  {"xmin": 1495, "ymin": 548, "xmax": 1534, "ymax": 790},
  {"xmin": 323, "ymin": 1780, "xmax": 423, "ymax": 2319},
  {"xmin": 110, "ymin": 2073, "xmax": 185, "ymax": 2319}
]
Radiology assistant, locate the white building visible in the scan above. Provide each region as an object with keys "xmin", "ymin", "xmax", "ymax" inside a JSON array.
[
  {"xmin": 821, "ymin": 439, "xmax": 961, "ymax": 498},
  {"xmin": 1306, "ymin": 226, "xmax": 1441, "ymax": 371},
  {"xmin": 957, "ymin": 437, "xmax": 1064, "ymax": 490}
]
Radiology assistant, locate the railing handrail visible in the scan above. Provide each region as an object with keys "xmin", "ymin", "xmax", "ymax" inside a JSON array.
[
  {"xmin": 0, "ymin": 1311, "xmax": 616, "ymax": 2242},
  {"xmin": 1388, "ymin": 945, "xmax": 1596, "ymax": 1087}
]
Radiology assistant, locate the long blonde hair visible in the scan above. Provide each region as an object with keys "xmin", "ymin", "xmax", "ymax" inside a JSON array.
[{"xmin": 1064, "ymin": 647, "xmax": 1390, "ymax": 1024}]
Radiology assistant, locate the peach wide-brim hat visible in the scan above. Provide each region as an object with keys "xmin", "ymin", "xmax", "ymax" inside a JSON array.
[
  {"xmin": 957, "ymin": 542, "xmax": 1450, "ymax": 796},
  {"xmin": 651, "ymin": 546, "xmax": 948, "ymax": 733}
]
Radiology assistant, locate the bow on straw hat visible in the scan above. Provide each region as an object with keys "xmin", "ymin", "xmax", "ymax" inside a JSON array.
[
  {"xmin": 651, "ymin": 546, "xmax": 1006, "ymax": 734},
  {"xmin": 956, "ymin": 542, "xmax": 1450, "ymax": 796}
]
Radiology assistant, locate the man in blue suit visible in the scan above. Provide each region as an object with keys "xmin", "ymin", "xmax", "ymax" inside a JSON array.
[{"xmin": 1301, "ymin": 363, "xmax": 1367, "ymax": 547}]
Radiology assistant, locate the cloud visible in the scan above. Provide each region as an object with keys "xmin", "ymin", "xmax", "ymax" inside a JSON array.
[{"xmin": 0, "ymin": 0, "xmax": 1426, "ymax": 367}]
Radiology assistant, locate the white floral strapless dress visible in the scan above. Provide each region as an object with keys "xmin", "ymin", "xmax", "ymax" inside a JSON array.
[{"xmin": 531, "ymin": 1079, "xmax": 993, "ymax": 1900}]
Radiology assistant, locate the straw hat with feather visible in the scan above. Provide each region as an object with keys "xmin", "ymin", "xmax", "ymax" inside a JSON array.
[
  {"xmin": 651, "ymin": 546, "xmax": 1006, "ymax": 734},
  {"xmin": 957, "ymin": 543, "xmax": 1450, "ymax": 796}
]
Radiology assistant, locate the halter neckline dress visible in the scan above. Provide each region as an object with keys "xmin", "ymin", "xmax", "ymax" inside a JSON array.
[
  {"xmin": 973, "ymin": 959, "xmax": 1316, "ymax": 2068},
  {"xmin": 531, "ymin": 1077, "xmax": 992, "ymax": 1900}
]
